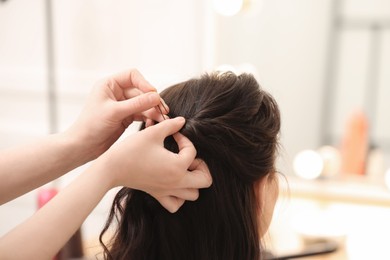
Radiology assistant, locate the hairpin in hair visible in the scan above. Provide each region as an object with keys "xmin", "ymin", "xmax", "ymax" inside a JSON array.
[{"xmin": 157, "ymin": 100, "xmax": 169, "ymax": 121}]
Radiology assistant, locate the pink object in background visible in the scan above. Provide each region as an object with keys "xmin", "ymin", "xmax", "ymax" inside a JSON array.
[
  {"xmin": 37, "ymin": 187, "xmax": 59, "ymax": 260},
  {"xmin": 37, "ymin": 188, "xmax": 58, "ymax": 209},
  {"xmin": 36, "ymin": 187, "xmax": 83, "ymax": 260},
  {"xmin": 340, "ymin": 110, "xmax": 369, "ymax": 175}
]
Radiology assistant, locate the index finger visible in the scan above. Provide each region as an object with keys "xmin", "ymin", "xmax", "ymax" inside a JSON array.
[{"xmin": 112, "ymin": 69, "xmax": 156, "ymax": 93}]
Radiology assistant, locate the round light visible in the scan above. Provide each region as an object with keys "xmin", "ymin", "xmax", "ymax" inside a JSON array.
[
  {"xmin": 215, "ymin": 64, "xmax": 238, "ymax": 74},
  {"xmin": 213, "ymin": 0, "xmax": 244, "ymax": 16},
  {"xmin": 293, "ymin": 150, "xmax": 324, "ymax": 180}
]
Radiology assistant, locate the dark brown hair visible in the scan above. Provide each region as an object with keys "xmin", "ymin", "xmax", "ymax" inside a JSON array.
[{"xmin": 99, "ymin": 72, "xmax": 281, "ymax": 260}]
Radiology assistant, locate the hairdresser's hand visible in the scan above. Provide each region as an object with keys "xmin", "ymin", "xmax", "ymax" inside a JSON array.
[
  {"xmin": 99, "ymin": 117, "xmax": 212, "ymax": 213},
  {"xmin": 65, "ymin": 69, "xmax": 168, "ymax": 161}
]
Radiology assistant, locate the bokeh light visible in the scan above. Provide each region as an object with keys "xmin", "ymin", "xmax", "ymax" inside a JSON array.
[
  {"xmin": 213, "ymin": 0, "xmax": 243, "ymax": 16},
  {"xmin": 293, "ymin": 149, "xmax": 324, "ymax": 180}
]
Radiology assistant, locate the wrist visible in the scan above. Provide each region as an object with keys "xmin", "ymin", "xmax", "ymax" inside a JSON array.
[
  {"xmin": 57, "ymin": 131, "xmax": 95, "ymax": 166},
  {"xmin": 89, "ymin": 153, "xmax": 118, "ymax": 191},
  {"xmin": 64, "ymin": 122, "xmax": 120, "ymax": 162}
]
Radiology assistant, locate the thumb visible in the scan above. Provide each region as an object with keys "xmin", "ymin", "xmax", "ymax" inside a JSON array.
[
  {"xmin": 114, "ymin": 92, "xmax": 160, "ymax": 120},
  {"xmin": 146, "ymin": 117, "xmax": 186, "ymax": 139}
]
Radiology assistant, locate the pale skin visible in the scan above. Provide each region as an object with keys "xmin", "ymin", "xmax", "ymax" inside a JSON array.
[
  {"xmin": 0, "ymin": 69, "xmax": 212, "ymax": 260},
  {"xmin": 257, "ymin": 173, "xmax": 279, "ymax": 237}
]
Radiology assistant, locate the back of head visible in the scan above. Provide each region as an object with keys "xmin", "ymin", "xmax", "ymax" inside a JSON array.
[{"xmin": 100, "ymin": 72, "xmax": 281, "ymax": 260}]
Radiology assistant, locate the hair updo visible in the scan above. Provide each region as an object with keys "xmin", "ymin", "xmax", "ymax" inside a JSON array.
[{"xmin": 100, "ymin": 72, "xmax": 281, "ymax": 260}]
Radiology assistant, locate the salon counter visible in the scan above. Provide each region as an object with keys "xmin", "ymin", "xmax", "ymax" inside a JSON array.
[
  {"xmin": 285, "ymin": 175, "xmax": 390, "ymax": 207},
  {"xmin": 268, "ymin": 175, "xmax": 390, "ymax": 259}
]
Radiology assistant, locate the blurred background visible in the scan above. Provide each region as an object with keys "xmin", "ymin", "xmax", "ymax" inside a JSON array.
[{"xmin": 0, "ymin": 0, "xmax": 390, "ymax": 259}]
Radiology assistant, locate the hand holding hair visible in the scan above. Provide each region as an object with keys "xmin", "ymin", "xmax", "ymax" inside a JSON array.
[
  {"xmin": 97, "ymin": 116, "xmax": 213, "ymax": 213},
  {"xmin": 65, "ymin": 68, "xmax": 169, "ymax": 161}
]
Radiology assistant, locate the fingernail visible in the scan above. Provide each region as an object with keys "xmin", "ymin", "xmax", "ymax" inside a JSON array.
[
  {"xmin": 176, "ymin": 116, "xmax": 185, "ymax": 123},
  {"xmin": 148, "ymin": 92, "xmax": 160, "ymax": 104}
]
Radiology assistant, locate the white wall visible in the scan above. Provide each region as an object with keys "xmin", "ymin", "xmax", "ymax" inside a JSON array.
[
  {"xmin": 0, "ymin": 0, "xmax": 48, "ymax": 142},
  {"xmin": 215, "ymin": 0, "xmax": 331, "ymax": 171}
]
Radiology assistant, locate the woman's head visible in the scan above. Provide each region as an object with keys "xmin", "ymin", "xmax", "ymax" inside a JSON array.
[{"xmin": 100, "ymin": 72, "xmax": 281, "ymax": 260}]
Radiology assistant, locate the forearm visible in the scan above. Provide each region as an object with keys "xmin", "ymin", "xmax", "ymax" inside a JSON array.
[
  {"xmin": 0, "ymin": 162, "xmax": 111, "ymax": 260},
  {"xmin": 0, "ymin": 132, "xmax": 93, "ymax": 205}
]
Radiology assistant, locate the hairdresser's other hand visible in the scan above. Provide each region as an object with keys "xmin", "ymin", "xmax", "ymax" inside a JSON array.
[
  {"xmin": 65, "ymin": 69, "xmax": 168, "ymax": 161},
  {"xmin": 99, "ymin": 117, "xmax": 212, "ymax": 213}
]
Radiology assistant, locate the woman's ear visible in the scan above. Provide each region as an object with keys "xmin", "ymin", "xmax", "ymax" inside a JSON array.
[
  {"xmin": 255, "ymin": 173, "xmax": 279, "ymax": 237},
  {"xmin": 254, "ymin": 176, "xmax": 267, "ymax": 208}
]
